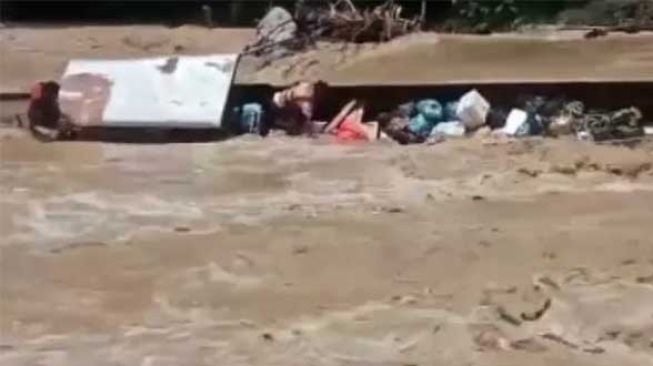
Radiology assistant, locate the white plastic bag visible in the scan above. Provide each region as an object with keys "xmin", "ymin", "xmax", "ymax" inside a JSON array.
[
  {"xmin": 456, "ymin": 89, "xmax": 490, "ymax": 129},
  {"xmin": 431, "ymin": 121, "xmax": 465, "ymax": 137},
  {"xmin": 502, "ymin": 109, "xmax": 528, "ymax": 136}
]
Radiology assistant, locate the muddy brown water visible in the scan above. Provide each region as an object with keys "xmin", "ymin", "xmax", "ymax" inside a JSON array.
[
  {"xmin": 3, "ymin": 27, "xmax": 653, "ymax": 93},
  {"xmin": 2, "ymin": 27, "xmax": 653, "ymax": 366},
  {"xmin": 2, "ymin": 130, "xmax": 653, "ymax": 365},
  {"xmin": 236, "ymin": 33, "xmax": 653, "ymax": 86}
]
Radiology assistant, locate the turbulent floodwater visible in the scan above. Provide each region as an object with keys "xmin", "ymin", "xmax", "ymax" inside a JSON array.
[
  {"xmin": 2, "ymin": 24, "xmax": 653, "ymax": 365},
  {"xmin": 2, "ymin": 130, "xmax": 653, "ymax": 365}
]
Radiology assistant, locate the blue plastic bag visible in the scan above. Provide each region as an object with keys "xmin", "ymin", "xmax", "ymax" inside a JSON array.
[
  {"xmin": 444, "ymin": 101, "xmax": 459, "ymax": 121},
  {"xmin": 408, "ymin": 99, "xmax": 443, "ymax": 138}
]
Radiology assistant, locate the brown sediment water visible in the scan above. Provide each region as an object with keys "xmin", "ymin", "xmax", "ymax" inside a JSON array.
[
  {"xmin": 2, "ymin": 26, "xmax": 653, "ymax": 366},
  {"xmin": 237, "ymin": 33, "xmax": 653, "ymax": 85},
  {"xmin": 2, "ymin": 131, "xmax": 653, "ymax": 365},
  {"xmin": 2, "ymin": 26, "xmax": 653, "ymax": 93}
]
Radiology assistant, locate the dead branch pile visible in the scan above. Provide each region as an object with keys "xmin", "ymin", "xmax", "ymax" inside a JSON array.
[
  {"xmin": 244, "ymin": 0, "xmax": 422, "ymax": 62},
  {"xmin": 298, "ymin": 0, "xmax": 422, "ymax": 43}
]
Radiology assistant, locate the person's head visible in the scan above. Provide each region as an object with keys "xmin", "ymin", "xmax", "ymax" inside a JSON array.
[
  {"xmin": 31, "ymin": 81, "xmax": 60, "ymax": 103},
  {"xmin": 43, "ymin": 81, "xmax": 60, "ymax": 100},
  {"xmin": 313, "ymin": 80, "xmax": 328, "ymax": 94}
]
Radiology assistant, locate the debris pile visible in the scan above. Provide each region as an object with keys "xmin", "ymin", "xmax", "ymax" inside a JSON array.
[
  {"xmin": 575, "ymin": 105, "xmax": 644, "ymax": 141},
  {"xmin": 23, "ymin": 74, "xmax": 648, "ymax": 146},
  {"xmin": 313, "ymin": 0, "xmax": 422, "ymax": 43},
  {"xmin": 231, "ymin": 82, "xmax": 648, "ymax": 146},
  {"xmin": 375, "ymin": 92, "xmax": 645, "ymax": 145},
  {"xmin": 245, "ymin": 1, "xmax": 422, "ymax": 62}
]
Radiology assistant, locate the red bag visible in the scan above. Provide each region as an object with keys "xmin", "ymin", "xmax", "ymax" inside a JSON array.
[{"xmin": 335, "ymin": 107, "xmax": 369, "ymax": 142}]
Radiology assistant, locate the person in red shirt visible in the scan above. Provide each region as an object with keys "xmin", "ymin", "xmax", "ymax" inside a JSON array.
[{"xmin": 27, "ymin": 81, "xmax": 74, "ymax": 140}]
